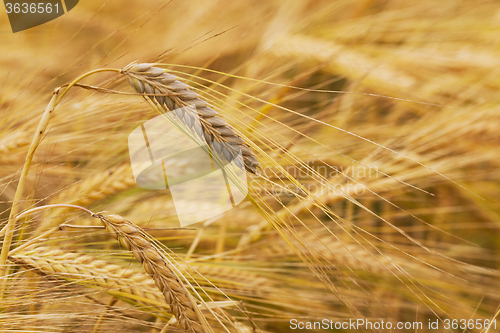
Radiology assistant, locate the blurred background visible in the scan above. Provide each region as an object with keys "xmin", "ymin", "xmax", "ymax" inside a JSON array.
[{"xmin": 1, "ymin": 0, "xmax": 500, "ymax": 332}]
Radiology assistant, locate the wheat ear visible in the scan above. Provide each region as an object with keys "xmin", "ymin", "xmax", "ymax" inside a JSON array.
[
  {"xmin": 96, "ymin": 213, "xmax": 209, "ymax": 333},
  {"xmin": 122, "ymin": 62, "xmax": 260, "ymax": 174},
  {"xmin": 10, "ymin": 246, "xmax": 168, "ymax": 310}
]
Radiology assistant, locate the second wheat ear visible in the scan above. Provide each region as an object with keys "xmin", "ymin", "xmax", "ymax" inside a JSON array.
[
  {"xmin": 96, "ymin": 213, "xmax": 211, "ymax": 333},
  {"xmin": 123, "ymin": 62, "xmax": 261, "ymax": 174}
]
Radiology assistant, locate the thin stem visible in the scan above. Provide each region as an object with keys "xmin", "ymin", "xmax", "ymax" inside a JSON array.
[
  {"xmin": 0, "ymin": 92, "xmax": 59, "ymax": 282},
  {"xmin": 18, "ymin": 204, "xmax": 93, "ymax": 222},
  {"xmin": 0, "ymin": 204, "xmax": 95, "ymax": 237},
  {"xmin": 0, "ymin": 68, "xmax": 121, "ymax": 296},
  {"xmin": 186, "ymin": 218, "xmax": 217, "ymax": 259},
  {"xmin": 60, "ymin": 224, "xmax": 105, "ymax": 230},
  {"xmin": 7, "ymin": 204, "xmax": 97, "ymax": 256},
  {"xmin": 55, "ymin": 68, "xmax": 122, "ymax": 105}
]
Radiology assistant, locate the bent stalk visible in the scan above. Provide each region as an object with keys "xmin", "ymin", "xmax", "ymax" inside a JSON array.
[{"xmin": 0, "ymin": 68, "xmax": 121, "ymax": 297}]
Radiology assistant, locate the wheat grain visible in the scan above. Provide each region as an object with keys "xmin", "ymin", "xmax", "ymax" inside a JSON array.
[
  {"xmin": 97, "ymin": 213, "xmax": 208, "ymax": 333},
  {"xmin": 59, "ymin": 164, "xmax": 136, "ymax": 207},
  {"xmin": 122, "ymin": 63, "xmax": 260, "ymax": 174},
  {"xmin": 40, "ymin": 156, "xmax": 193, "ymax": 232},
  {"xmin": 11, "ymin": 246, "xmax": 262, "ymax": 332}
]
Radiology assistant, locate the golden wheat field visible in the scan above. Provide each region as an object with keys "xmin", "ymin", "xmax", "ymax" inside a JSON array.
[{"xmin": 1, "ymin": 0, "xmax": 500, "ymax": 332}]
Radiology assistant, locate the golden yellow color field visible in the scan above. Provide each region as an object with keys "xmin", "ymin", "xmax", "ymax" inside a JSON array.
[{"xmin": 1, "ymin": 0, "xmax": 499, "ymax": 332}]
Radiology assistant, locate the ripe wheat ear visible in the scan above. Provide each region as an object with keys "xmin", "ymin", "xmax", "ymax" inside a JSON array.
[
  {"xmin": 97, "ymin": 213, "xmax": 210, "ymax": 333},
  {"xmin": 123, "ymin": 62, "xmax": 260, "ymax": 174},
  {"xmin": 10, "ymin": 246, "xmax": 169, "ymax": 311}
]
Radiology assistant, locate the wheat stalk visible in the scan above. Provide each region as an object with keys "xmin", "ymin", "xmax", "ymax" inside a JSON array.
[
  {"xmin": 122, "ymin": 63, "xmax": 260, "ymax": 174},
  {"xmin": 96, "ymin": 213, "xmax": 210, "ymax": 333},
  {"xmin": 0, "ymin": 68, "xmax": 124, "ymax": 293}
]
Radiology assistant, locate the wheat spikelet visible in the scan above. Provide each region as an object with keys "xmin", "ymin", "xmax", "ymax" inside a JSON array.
[
  {"xmin": 97, "ymin": 213, "xmax": 208, "ymax": 333},
  {"xmin": 40, "ymin": 156, "xmax": 194, "ymax": 232},
  {"xmin": 11, "ymin": 246, "xmax": 262, "ymax": 330},
  {"xmin": 122, "ymin": 63, "xmax": 260, "ymax": 174},
  {"xmin": 12, "ymin": 246, "xmax": 272, "ymax": 305}
]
